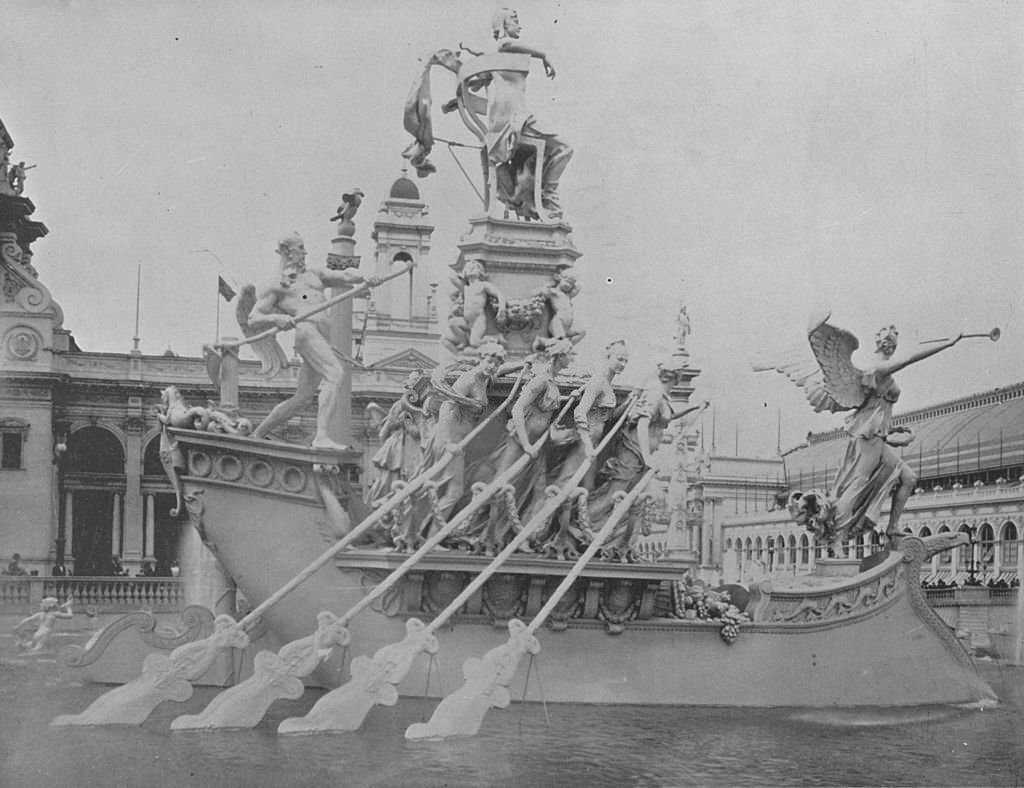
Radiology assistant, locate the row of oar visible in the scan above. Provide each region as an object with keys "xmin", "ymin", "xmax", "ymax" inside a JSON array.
[{"xmin": 52, "ymin": 383, "xmax": 649, "ymax": 740}]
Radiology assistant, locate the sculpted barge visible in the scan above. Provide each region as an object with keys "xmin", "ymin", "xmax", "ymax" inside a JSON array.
[{"xmin": 51, "ymin": 9, "xmax": 998, "ymax": 734}]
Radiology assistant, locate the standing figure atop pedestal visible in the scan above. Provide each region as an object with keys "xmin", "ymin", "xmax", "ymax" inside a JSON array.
[
  {"xmin": 243, "ymin": 233, "xmax": 379, "ymax": 451},
  {"xmin": 441, "ymin": 259, "xmax": 507, "ymax": 355},
  {"xmin": 757, "ymin": 307, "xmax": 994, "ymax": 551}
]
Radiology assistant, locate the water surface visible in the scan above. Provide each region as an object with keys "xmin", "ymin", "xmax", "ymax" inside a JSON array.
[{"xmin": 2, "ymin": 659, "xmax": 1022, "ymax": 787}]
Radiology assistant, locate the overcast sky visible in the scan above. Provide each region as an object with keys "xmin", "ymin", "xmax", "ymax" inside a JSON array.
[{"xmin": 4, "ymin": 0, "xmax": 1021, "ymax": 457}]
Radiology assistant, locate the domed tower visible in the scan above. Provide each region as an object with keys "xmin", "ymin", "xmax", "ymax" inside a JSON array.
[{"xmin": 355, "ymin": 171, "xmax": 439, "ymax": 366}]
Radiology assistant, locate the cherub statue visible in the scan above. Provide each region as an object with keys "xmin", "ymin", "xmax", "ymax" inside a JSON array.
[
  {"xmin": 539, "ymin": 267, "xmax": 585, "ymax": 344},
  {"xmin": 15, "ymin": 596, "xmax": 73, "ymax": 654},
  {"xmin": 756, "ymin": 307, "xmax": 972, "ymax": 547},
  {"xmin": 442, "ymin": 259, "xmax": 506, "ymax": 354}
]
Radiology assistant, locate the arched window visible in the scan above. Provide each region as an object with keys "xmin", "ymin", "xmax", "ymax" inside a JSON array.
[
  {"xmin": 143, "ymin": 436, "xmax": 164, "ymax": 476},
  {"xmin": 1001, "ymin": 522, "xmax": 1019, "ymax": 566},
  {"xmin": 65, "ymin": 427, "xmax": 125, "ymax": 475},
  {"xmin": 855, "ymin": 532, "xmax": 866, "ymax": 559},
  {"xmin": 745, "ymin": 538, "xmax": 753, "ymax": 561},
  {"xmin": 800, "ymin": 534, "xmax": 810, "ymax": 564},
  {"xmin": 788, "ymin": 534, "xmax": 798, "ymax": 566},
  {"xmin": 814, "ymin": 541, "xmax": 823, "ymax": 560},
  {"xmin": 870, "ymin": 531, "xmax": 882, "ymax": 554},
  {"xmin": 978, "ymin": 523, "xmax": 995, "ymax": 574},
  {"xmin": 724, "ymin": 538, "xmax": 733, "ymax": 553},
  {"xmin": 920, "ymin": 526, "xmax": 932, "ymax": 538},
  {"xmin": 957, "ymin": 524, "xmax": 973, "ymax": 567},
  {"xmin": 755, "ymin": 536, "xmax": 763, "ymax": 562},
  {"xmin": 776, "ymin": 535, "xmax": 787, "ymax": 566},
  {"xmin": 939, "ymin": 526, "xmax": 952, "ymax": 565}
]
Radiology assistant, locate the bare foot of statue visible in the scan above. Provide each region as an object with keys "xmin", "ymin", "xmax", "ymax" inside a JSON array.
[{"xmin": 311, "ymin": 437, "xmax": 352, "ymax": 453}]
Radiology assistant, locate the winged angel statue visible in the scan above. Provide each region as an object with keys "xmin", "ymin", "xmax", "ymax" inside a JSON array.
[{"xmin": 755, "ymin": 307, "xmax": 967, "ymax": 553}]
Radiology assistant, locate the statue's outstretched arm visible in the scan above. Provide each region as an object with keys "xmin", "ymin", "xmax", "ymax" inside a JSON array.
[
  {"xmin": 879, "ymin": 334, "xmax": 962, "ymax": 377},
  {"xmin": 498, "ymin": 41, "xmax": 556, "ymax": 77}
]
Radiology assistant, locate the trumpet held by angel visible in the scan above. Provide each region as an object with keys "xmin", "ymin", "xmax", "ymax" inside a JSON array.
[{"xmin": 755, "ymin": 306, "xmax": 999, "ymax": 552}]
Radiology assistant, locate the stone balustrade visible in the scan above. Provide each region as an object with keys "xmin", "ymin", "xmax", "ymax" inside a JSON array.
[{"xmin": 0, "ymin": 577, "xmax": 184, "ymax": 614}]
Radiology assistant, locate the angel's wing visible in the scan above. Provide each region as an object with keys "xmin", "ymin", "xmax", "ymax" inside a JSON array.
[
  {"xmin": 236, "ymin": 284, "xmax": 289, "ymax": 377},
  {"xmin": 752, "ymin": 309, "xmax": 865, "ymax": 414}
]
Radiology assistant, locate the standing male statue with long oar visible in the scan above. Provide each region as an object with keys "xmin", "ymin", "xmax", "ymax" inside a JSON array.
[{"xmin": 239, "ymin": 232, "xmax": 386, "ymax": 451}]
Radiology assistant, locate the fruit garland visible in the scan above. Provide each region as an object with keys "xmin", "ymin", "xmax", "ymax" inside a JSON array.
[{"xmin": 672, "ymin": 580, "xmax": 750, "ymax": 645}]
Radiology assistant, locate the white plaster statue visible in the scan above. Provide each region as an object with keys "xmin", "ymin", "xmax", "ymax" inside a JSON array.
[
  {"xmin": 15, "ymin": 596, "xmax": 73, "ymax": 654},
  {"xmin": 243, "ymin": 233, "xmax": 380, "ymax": 451}
]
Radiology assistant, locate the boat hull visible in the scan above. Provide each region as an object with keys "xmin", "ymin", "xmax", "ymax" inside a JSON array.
[{"xmin": 176, "ymin": 431, "xmax": 996, "ymax": 708}]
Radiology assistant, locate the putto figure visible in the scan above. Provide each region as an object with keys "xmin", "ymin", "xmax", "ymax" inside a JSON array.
[
  {"xmin": 759, "ymin": 307, "xmax": 976, "ymax": 549},
  {"xmin": 15, "ymin": 596, "xmax": 73, "ymax": 654},
  {"xmin": 441, "ymin": 259, "xmax": 507, "ymax": 355},
  {"xmin": 244, "ymin": 233, "xmax": 379, "ymax": 451},
  {"xmin": 539, "ymin": 267, "xmax": 585, "ymax": 345}
]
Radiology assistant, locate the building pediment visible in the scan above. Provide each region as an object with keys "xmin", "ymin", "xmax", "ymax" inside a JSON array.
[{"xmin": 368, "ymin": 347, "xmax": 437, "ymax": 372}]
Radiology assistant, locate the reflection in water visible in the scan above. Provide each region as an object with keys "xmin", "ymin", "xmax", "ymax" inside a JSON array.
[{"xmin": 2, "ymin": 660, "xmax": 1023, "ymax": 787}]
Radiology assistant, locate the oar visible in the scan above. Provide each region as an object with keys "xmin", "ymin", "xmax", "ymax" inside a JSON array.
[
  {"xmin": 52, "ymin": 369, "xmax": 525, "ymax": 729},
  {"xmin": 219, "ymin": 263, "xmax": 414, "ymax": 352},
  {"xmin": 276, "ymin": 395, "xmax": 581, "ymax": 734},
  {"xmin": 276, "ymin": 396, "xmax": 634, "ymax": 735},
  {"xmin": 232, "ymin": 367, "xmax": 527, "ymax": 634},
  {"xmin": 405, "ymin": 467, "xmax": 657, "ymax": 740}
]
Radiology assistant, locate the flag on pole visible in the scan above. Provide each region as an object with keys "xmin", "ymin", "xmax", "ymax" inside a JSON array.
[{"xmin": 218, "ymin": 276, "xmax": 237, "ymax": 302}]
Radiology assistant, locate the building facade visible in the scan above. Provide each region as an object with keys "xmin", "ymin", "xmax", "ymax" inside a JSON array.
[
  {"xmin": 712, "ymin": 383, "xmax": 1024, "ymax": 587},
  {"xmin": 1, "ymin": 135, "xmax": 440, "ymax": 578}
]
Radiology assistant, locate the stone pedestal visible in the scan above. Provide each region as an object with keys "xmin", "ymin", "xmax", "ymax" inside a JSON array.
[
  {"xmin": 814, "ymin": 558, "xmax": 861, "ymax": 578},
  {"xmin": 455, "ymin": 215, "xmax": 581, "ymax": 358}
]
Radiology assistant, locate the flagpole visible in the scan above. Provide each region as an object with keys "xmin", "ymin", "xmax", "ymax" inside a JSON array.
[
  {"xmin": 132, "ymin": 263, "xmax": 141, "ymax": 353},
  {"xmin": 215, "ymin": 278, "xmax": 221, "ymax": 342}
]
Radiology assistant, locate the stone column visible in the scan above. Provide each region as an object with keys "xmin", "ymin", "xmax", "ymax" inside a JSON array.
[
  {"xmin": 326, "ymin": 235, "xmax": 359, "ymax": 447},
  {"xmin": 111, "ymin": 493, "xmax": 122, "ymax": 555},
  {"xmin": 144, "ymin": 495, "xmax": 156, "ymax": 561},
  {"xmin": 122, "ymin": 421, "xmax": 144, "ymax": 563},
  {"xmin": 64, "ymin": 491, "xmax": 74, "ymax": 564}
]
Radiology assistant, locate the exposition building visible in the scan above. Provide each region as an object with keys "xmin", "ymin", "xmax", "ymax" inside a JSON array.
[{"xmin": 0, "ymin": 115, "xmax": 441, "ymax": 579}]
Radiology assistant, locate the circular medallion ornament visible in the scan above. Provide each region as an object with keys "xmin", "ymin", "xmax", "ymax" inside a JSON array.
[
  {"xmin": 247, "ymin": 460, "xmax": 275, "ymax": 487},
  {"xmin": 214, "ymin": 454, "xmax": 244, "ymax": 482},
  {"xmin": 189, "ymin": 451, "xmax": 213, "ymax": 477},
  {"xmin": 4, "ymin": 326, "xmax": 41, "ymax": 361},
  {"xmin": 279, "ymin": 465, "xmax": 307, "ymax": 494}
]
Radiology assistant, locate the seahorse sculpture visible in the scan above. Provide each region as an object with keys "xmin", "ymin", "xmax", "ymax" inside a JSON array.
[
  {"xmin": 51, "ymin": 614, "xmax": 249, "ymax": 727},
  {"xmin": 171, "ymin": 611, "xmax": 349, "ymax": 730}
]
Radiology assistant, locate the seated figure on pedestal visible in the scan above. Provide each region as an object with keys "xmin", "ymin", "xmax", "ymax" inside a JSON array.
[{"xmin": 480, "ymin": 8, "xmax": 573, "ymax": 221}]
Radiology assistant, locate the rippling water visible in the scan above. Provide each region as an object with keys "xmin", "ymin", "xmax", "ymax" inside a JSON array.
[{"xmin": 2, "ymin": 660, "xmax": 1022, "ymax": 787}]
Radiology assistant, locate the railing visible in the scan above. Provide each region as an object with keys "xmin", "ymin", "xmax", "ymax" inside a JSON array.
[
  {"xmin": 923, "ymin": 586, "xmax": 1019, "ymax": 605},
  {"xmin": 0, "ymin": 577, "xmax": 185, "ymax": 614}
]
